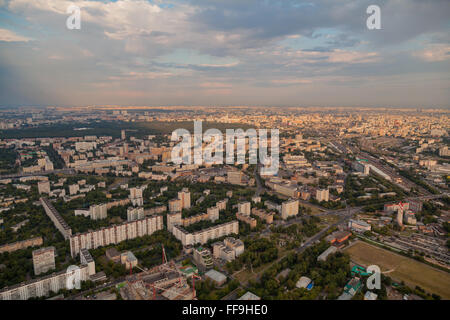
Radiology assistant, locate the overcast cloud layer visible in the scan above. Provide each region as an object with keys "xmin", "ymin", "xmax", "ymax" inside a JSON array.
[{"xmin": 0, "ymin": 0, "xmax": 449, "ymax": 107}]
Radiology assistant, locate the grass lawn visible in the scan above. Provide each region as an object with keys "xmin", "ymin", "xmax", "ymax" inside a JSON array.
[
  {"xmin": 344, "ymin": 241, "xmax": 450, "ymax": 299},
  {"xmin": 300, "ymin": 202, "xmax": 324, "ymax": 215}
]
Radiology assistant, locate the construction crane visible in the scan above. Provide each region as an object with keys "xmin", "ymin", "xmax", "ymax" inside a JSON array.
[
  {"xmin": 191, "ymin": 273, "xmax": 202, "ymax": 299},
  {"xmin": 126, "ymin": 245, "xmax": 196, "ymax": 300}
]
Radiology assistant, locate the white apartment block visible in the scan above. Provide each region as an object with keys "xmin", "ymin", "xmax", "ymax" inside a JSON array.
[
  {"xmin": 40, "ymin": 198, "xmax": 72, "ymax": 240},
  {"xmin": 129, "ymin": 187, "xmax": 144, "ymax": 199},
  {"xmin": 216, "ymin": 199, "xmax": 228, "ymax": 211},
  {"xmin": 89, "ymin": 203, "xmax": 107, "ymax": 220},
  {"xmin": 69, "ymin": 215, "xmax": 163, "ymax": 257},
  {"xmin": 172, "ymin": 221, "xmax": 239, "ymax": 246},
  {"xmin": 80, "ymin": 249, "xmax": 96, "ymax": 276},
  {"xmin": 129, "ymin": 187, "xmax": 144, "ymax": 206},
  {"xmin": 237, "ymin": 202, "xmax": 251, "ymax": 216},
  {"xmin": 315, "ymin": 188, "xmax": 329, "ymax": 202},
  {"xmin": 0, "ymin": 264, "xmax": 90, "ymax": 300},
  {"xmin": 169, "ymin": 198, "xmax": 182, "ymax": 212}
]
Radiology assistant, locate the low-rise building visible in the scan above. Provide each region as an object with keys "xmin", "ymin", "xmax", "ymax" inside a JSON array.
[
  {"xmin": 348, "ymin": 219, "xmax": 371, "ymax": 232},
  {"xmin": 204, "ymin": 269, "xmax": 227, "ymax": 286},
  {"xmin": 212, "ymin": 237, "xmax": 244, "ymax": 262},
  {"xmin": 193, "ymin": 246, "xmax": 213, "ymax": 269},
  {"xmin": 317, "ymin": 246, "xmax": 338, "ymax": 262},
  {"xmin": 121, "ymin": 251, "xmax": 138, "ymax": 269}
]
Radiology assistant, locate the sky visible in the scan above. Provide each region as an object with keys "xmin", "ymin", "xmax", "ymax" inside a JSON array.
[{"xmin": 0, "ymin": 0, "xmax": 449, "ymax": 108}]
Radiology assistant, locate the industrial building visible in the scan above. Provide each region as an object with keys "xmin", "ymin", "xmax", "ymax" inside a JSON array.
[{"xmin": 237, "ymin": 202, "xmax": 251, "ymax": 216}]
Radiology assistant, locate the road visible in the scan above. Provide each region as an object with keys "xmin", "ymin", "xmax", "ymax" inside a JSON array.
[
  {"xmin": 65, "ymin": 276, "xmax": 126, "ymax": 300},
  {"xmin": 254, "ymin": 164, "xmax": 264, "ymax": 197}
]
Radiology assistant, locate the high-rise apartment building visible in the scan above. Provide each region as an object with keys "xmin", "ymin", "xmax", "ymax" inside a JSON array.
[
  {"xmin": 315, "ymin": 188, "xmax": 329, "ymax": 202},
  {"xmin": 281, "ymin": 199, "xmax": 299, "ymax": 220},
  {"xmin": 32, "ymin": 247, "xmax": 55, "ymax": 276},
  {"xmin": 178, "ymin": 188, "xmax": 191, "ymax": 209},
  {"xmin": 127, "ymin": 207, "xmax": 145, "ymax": 221},
  {"xmin": 237, "ymin": 202, "xmax": 251, "ymax": 216},
  {"xmin": 89, "ymin": 203, "xmax": 107, "ymax": 220}
]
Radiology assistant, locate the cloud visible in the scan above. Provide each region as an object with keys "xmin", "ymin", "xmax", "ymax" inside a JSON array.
[
  {"xmin": 0, "ymin": 28, "xmax": 32, "ymax": 42},
  {"xmin": 271, "ymin": 79, "xmax": 312, "ymax": 86},
  {"xmin": 199, "ymin": 82, "xmax": 232, "ymax": 88},
  {"xmin": 413, "ymin": 44, "xmax": 450, "ymax": 62}
]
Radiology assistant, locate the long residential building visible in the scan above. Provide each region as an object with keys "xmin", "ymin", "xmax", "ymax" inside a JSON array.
[
  {"xmin": 172, "ymin": 221, "xmax": 239, "ymax": 246},
  {"xmin": 0, "ymin": 237, "xmax": 43, "ymax": 254},
  {"xmin": 40, "ymin": 198, "xmax": 72, "ymax": 240},
  {"xmin": 0, "ymin": 264, "xmax": 90, "ymax": 300},
  {"xmin": 69, "ymin": 215, "xmax": 163, "ymax": 257}
]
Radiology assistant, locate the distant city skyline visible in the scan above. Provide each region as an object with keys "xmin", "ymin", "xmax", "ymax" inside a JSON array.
[{"xmin": 0, "ymin": 0, "xmax": 449, "ymax": 107}]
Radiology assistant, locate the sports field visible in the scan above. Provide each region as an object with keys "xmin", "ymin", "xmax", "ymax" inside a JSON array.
[{"xmin": 344, "ymin": 241, "xmax": 450, "ymax": 299}]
